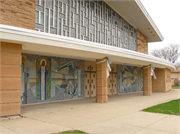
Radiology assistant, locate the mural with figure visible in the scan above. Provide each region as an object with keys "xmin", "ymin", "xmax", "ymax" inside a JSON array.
[
  {"xmin": 118, "ymin": 65, "xmax": 143, "ymax": 94},
  {"xmin": 21, "ymin": 54, "xmax": 84, "ymax": 104},
  {"xmin": 36, "ymin": 56, "xmax": 51, "ymax": 100}
]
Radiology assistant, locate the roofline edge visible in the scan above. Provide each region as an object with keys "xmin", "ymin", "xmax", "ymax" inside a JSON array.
[{"xmin": 135, "ymin": 0, "xmax": 164, "ymax": 41}]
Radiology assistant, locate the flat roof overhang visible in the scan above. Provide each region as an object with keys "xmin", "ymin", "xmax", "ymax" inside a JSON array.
[
  {"xmin": 104, "ymin": 0, "xmax": 164, "ymax": 43},
  {"xmin": 0, "ymin": 24, "xmax": 175, "ymax": 70}
]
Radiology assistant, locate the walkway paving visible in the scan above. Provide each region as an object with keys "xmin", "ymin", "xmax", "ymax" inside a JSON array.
[{"xmin": 0, "ymin": 89, "xmax": 180, "ymax": 134}]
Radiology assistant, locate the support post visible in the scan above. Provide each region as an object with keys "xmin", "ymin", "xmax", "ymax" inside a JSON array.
[
  {"xmin": 143, "ymin": 65, "xmax": 152, "ymax": 96},
  {"xmin": 0, "ymin": 42, "xmax": 22, "ymax": 116},
  {"xmin": 96, "ymin": 57, "xmax": 108, "ymax": 103}
]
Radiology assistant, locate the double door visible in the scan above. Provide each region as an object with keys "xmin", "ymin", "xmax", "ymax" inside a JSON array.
[
  {"xmin": 108, "ymin": 73, "xmax": 117, "ymax": 95},
  {"xmin": 85, "ymin": 72, "xmax": 96, "ymax": 97}
]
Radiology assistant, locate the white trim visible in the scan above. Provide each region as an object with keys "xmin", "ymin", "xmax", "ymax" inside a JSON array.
[
  {"xmin": 135, "ymin": 0, "xmax": 164, "ymax": 41},
  {"xmin": 96, "ymin": 59, "xmax": 107, "ymax": 64},
  {"xmin": 143, "ymin": 65, "xmax": 151, "ymax": 69},
  {"xmin": 0, "ymin": 24, "xmax": 175, "ymax": 70}
]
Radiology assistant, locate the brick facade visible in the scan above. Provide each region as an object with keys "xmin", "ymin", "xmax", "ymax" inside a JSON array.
[
  {"xmin": 165, "ymin": 68, "xmax": 171, "ymax": 92},
  {"xmin": 137, "ymin": 29, "xmax": 148, "ymax": 54},
  {"xmin": 152, "ymin": 68, "xmax": 171, "ymax": 92},
  {"xmin": 0, "ymin": 42, "xmax": 22, "ymax": 116},
  {"xmin": 0, "ymin": 0, "xmax": 35, "ymax": 30}
]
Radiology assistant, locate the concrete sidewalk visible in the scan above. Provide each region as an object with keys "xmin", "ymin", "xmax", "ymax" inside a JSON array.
[{"xmin": 0, "ymin": 89, "xmax": 180, "ymax": 134}]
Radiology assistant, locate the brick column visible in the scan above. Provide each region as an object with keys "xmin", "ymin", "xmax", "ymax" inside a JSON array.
[
  {"xmin": 143, "ymin": 65, "xmax": 152, "ymax": 96},
  {"xmin": 96, "ymin": 57, "xmax": 108, "ymax": 103},
  {"xmin": 0, "ymin": 42, "xmax": 22, "ymax": 116}
]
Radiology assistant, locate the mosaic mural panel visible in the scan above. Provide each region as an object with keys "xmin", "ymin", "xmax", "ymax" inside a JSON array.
[
  {"xmin": 21, "ymin": 53, "xmax": 84, "ymax": 104},
  {"xmin": 118, "ymin": 65, "xmax": 143, "ymax": 94},
  {"xmin": 35, "ymin": 0, "xmax": 137, "ymax": 51}
]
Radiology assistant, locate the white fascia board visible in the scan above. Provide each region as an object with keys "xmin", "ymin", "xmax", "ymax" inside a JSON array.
[
  {"xmin": 0, "ymin": 24, "xmax": 174, "ymax": 70},
  {"xmin": 135, "ymin": 0, "xmax": 164, "ymax": 41}
]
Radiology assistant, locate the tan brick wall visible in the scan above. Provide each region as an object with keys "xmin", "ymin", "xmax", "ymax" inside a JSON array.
[
  {"xmin": 143, "ymin": 65, "xmax": 152, "ymax": 95},
  {"xmin": 96, "ymin": 57, "xmax": 108, "ymax": 103},
  {"xmin": 152, "ymin": 68, "xmax": 165, "ymax": 92},
  {"xmin": 0, "ymin": 0, "xmax": 36, "ymax": 30},
  {"xmin": 0, "ymin": 42, "xmax": 22, "ymax": 116},
  {"xmin": 171, "ymin": 72, "xmax": 180, "ymax": 79},
  {"xmin": 165, "ymin": 68, "xmax": 171, "ymax": 91},
  {"xmin": 152, "ymin": 68, "xmax": 171, "ymax": 92},
  {"xmin": 137, "ymin": 29, "xmax": 148, "ymax": 54}
]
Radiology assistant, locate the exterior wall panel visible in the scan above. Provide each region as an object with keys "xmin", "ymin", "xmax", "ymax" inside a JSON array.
[
  {"xmin": 0, "ymin": 90, "xmax": 21, "ymax": 103},
  {"xmin": 137, "ymin": 29, "xmax": 148, "ymax": 54},
  {"xmin": 96, "ymin": 58, "xmax": 108, "ymax": 103},
  {"xmin": 0, "ymin": 1, "xmax": 36, "ymax": 30},
  {"xmin": 1, "ymin": 51, "xmax": 22, "ymax": 65},
  {"xmin": 165, "ymin": 68, "xmax": 171, "ymax": 91},
  {"xmin": 1, "ymin": 78, "xmax": 21, "ymax": 90},
  {"xmin": 171, "ymin": 72, "xmax": 180, "ymax": 86},
  {"xmin": 171, "ymin": 72, "xmax": 180, "ymax": 79},
  {"xmin": 0, "ymin": 65, "xmax": 21, "ymax": 78},
  {"xmin": 0, "ymin": 103, "xmax": 21, "ymax": 116},
  {"xmin": 143, "ymin": 65, "xmax": 152, "ymax": 95},
  {"xmin": 152, "ymin": 68, "xmax": 171, "ymax": 92},
  {"xmin": 0, "ymin": 42, "xmax": 22, "ymax": 116}
]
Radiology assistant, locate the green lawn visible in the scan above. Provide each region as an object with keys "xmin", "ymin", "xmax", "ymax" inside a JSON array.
[
  {"xmin": 52, "ymin": 130, "xmax": 89, "ymax": 134},
  {"xmin": 172, "ymin": 85, "xmax": 180, "ymax": 89},
  {"xmin": 142, "ymin": 99, "xmax": 180, "ymax": 116}
]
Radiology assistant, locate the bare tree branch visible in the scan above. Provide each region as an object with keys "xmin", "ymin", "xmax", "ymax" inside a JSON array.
[
  {"xmin": 175, "ymin": 62, "xmax": 180, "ymax": 67},
  {"xmin": 150, "ymin": 44, "xmax": 180, "ymax": 66}
]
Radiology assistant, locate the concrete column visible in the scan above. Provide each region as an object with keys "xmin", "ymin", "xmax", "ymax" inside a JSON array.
[
  {"xmin": 0, "ymin": 42, "xmax": 22, "ymax": 116},
  {"xmin": 143, "ymin": 65, "xmax": 152, "ymax": 96},
  {"xmin": 96, "ymin": 57, "xmax": 108, "ymax": 103}
]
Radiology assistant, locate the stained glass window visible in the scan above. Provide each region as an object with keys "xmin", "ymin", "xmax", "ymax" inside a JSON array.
[{"xmin": 36, "ymin": 0, "xmax": 137, "ymax": 51}]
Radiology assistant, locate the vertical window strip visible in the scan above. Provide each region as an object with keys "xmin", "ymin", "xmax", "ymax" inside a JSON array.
[
  {"xmin": 48, "ymin": 9, "xmax": 50, "ymax": 33},
  {"xmin": 52, "ymin": 0, "xmax": 55, "ymax": 27},
  {"xmin": 36, "ymin": 11, "xmax": 39, "ymax": 23},
  {"xmin": 43, "ymin": 0, "xmax": 46, "ymax": 32},
  {"xmin": 57, "ymin": 1, "xmax": 59, "ymax": 35}
]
